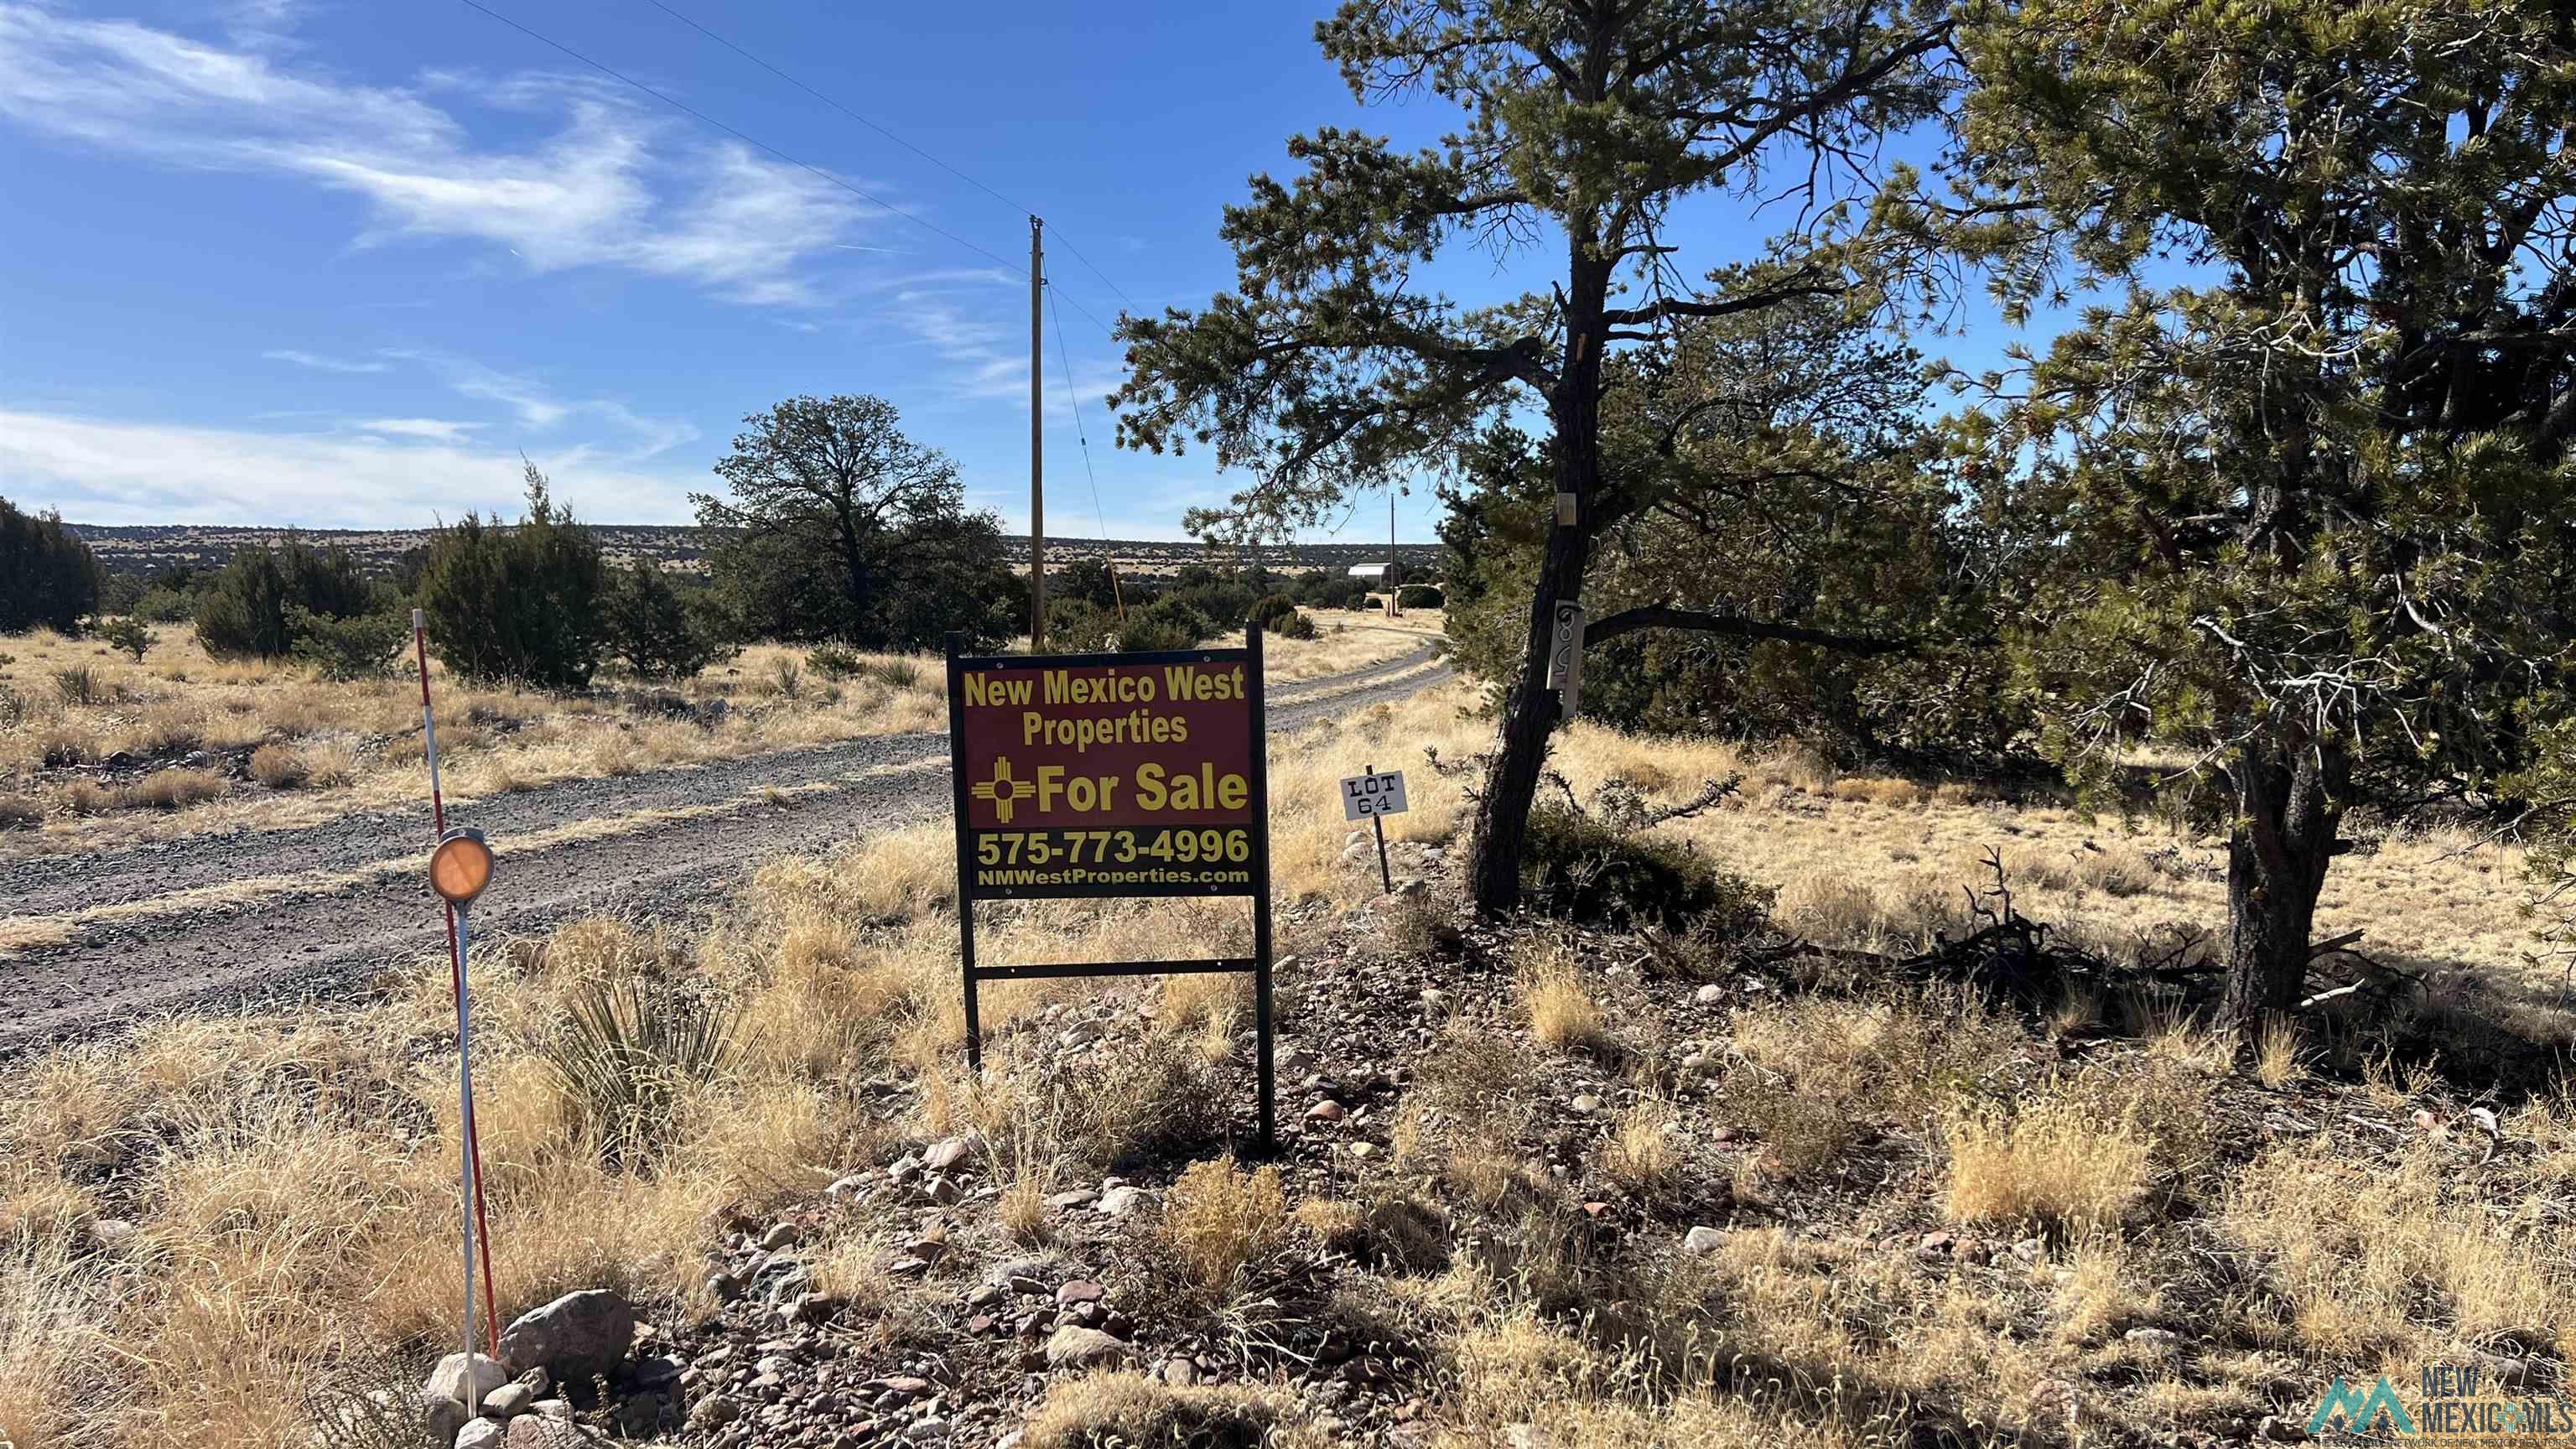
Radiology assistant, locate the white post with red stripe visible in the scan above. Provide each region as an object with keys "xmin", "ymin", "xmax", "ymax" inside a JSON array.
[{"xmin": 413, "ymin": 610, "xmax": 500, "ymax": 1382}]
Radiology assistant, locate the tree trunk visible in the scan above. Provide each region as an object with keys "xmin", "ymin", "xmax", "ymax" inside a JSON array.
[
  {"xmin": 1467, "ymin": 247, "xmax": 1609, "ymax": 916},
  {"xmin": 2220, "ymin": 729, "xmax": 2343, "ymax": 1033}
]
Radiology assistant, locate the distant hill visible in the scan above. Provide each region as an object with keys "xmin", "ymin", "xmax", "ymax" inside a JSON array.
[{"xmin": 62, "ymin": 522, "xmax": 1447, "ymax": 579}]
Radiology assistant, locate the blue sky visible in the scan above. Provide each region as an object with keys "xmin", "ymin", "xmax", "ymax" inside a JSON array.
[{"xmin": 0, "ymin": 1, "xmax": 1995, "ymax": 543}]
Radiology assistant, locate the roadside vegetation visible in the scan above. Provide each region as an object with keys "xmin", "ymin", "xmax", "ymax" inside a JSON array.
[{"xmin": 3, "ymin": 678, "xmax": 2563, "ymax": 1446}]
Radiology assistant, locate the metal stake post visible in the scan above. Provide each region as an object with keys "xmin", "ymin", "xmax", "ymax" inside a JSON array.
[
  {"xmin": 1367, "ymin": 760, "xmax": 1393, "ymax": 895},
  {"xmin": 453, "ymin": 902, "xmax": 482, "ymax": 1415}
]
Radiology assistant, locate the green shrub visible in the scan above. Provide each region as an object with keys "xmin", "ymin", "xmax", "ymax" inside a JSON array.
[
  {"xmin": 288, "ymin": 607, "xmax": 408, "ymax": 681},
  {"xmin": 195, "ymin": 538, "xmax": 373, "ymax": 659},
  {"xmin": 133, "ymin": 585, "xmax": 196, "ymax": 623},
  {"xmin": 1247, "ymin": 592, "xmax": 1299, "ymax": 631},
  {"xmin": 0, "ymin": 498, "xmax": 100, "ymax": 633},
  {"xmin": 1268, "ymin": 609, "xmax": 1318, "ymax": 641},
  {"xmin": 96, "ymin": 616, "xmax": 151, "ymax": 662},
  {"xmin": 1519, "ymin": 803, "xmax": 1776, "ymax": 932},
  {"xmin": 806, "ymin": 642, "xmax": 863, "ymax": 679},
  {"xmin": 605, "ymin": 562, "xmax": 734, "ymax": 681},
  {"xmin": 420, "ymin": 464, "xmax": 607, "ymax": 688},
  {"xmin": 51, "ymin": 666, "xmax": 110, "ymax": 707},
  {"xmin": 859, "ymin": 658, "xmax": 924, "ymax": 689},
  {"xmin": 1117, "ymin": 598, "xmax": 1214, "ymax": 653},
  {"xmin": 1046, "ymin": 597, "xmax": 1120, "ymax": 652},
  {"xmin": 543, "ymin": 975, "xmax": 745, "ymax": 1170},
  {"xmin": 1396, "ymin": 584, "xmax": 1443, "ymax": 609}
]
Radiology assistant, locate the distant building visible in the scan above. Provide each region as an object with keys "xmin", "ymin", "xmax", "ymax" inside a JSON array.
[{"xmin": 1347, "ymin": 563, "xmax": 1395, "ymax": 580}]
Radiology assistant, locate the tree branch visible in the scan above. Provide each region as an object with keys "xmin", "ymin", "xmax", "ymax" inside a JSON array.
[{"xmin": 1587, "ymin": 603, "xmax": 1921, "ymax": 656}]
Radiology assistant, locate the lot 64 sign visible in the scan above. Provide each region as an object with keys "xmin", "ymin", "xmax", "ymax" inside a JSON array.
[{"xmin": 952, "ymin": 650, "xmax": 1260, "ymax": 898}]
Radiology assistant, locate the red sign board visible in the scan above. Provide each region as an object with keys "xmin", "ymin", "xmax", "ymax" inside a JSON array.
[{"xmin": 950, "ymin": 651, "xmax": 1263, "ymax": 899}]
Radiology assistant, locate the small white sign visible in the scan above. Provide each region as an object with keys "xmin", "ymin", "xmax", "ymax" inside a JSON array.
[{"xmin": 1340, "ymin": 770, "xmax": 1410, "ymax": 820}]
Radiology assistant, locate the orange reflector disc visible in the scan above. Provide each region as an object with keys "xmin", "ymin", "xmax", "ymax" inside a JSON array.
[{"xmin": 430, "ymin": 833, "xmax": 494, "ymax": 905}]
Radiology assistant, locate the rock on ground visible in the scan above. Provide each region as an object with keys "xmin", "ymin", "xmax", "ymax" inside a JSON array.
[
  {"xmin": 1045, "ymin": 1325, "xmax": 1131, "ymax": 1369},
  {"xmin": 425, "ymin": 1353, "xmax": 508, "ymax": 1409},
  {"xmin": 498, "ymin": 1289, "xmax": 636, "ymax": 1385}
]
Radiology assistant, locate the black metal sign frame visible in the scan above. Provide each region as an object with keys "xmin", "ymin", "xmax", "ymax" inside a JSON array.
[{"xmin": 943, "ymin": 623, "xmax": 1275, "ymax": 1148}]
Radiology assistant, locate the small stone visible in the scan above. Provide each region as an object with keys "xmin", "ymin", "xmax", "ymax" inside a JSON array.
[
  {"xmin": 481, "ymin": 1382, "xmax": 536, "ymax": 1420},
  {"xmin": 1680, "ymin": 1052, "xmax": 1707, "ymax": 1072},
  {"xmin": 886, "ymin": 1256, "xmax": 932, "ymax": 1277},
  {"xmin": 903, "ymin": 1419, "xmax": 951, "ymax": 1442},
  {"xmin": 922, "ymin": 1137, "xmax": 973, "ymax": 1172},
  {"xmin": 1420, "ymin": 989, "xmax": 1448, "ymax": 1011},
  {"xmin": 826, "ymin": 1176, "xmax": 869, "ymax": 1200},
  {"xmin": 1917, "ymin": 1231, "xmax": 1954, "ymax": 1256},
  {"xmin": 967, "ymin": 1313, "xmax": 998, "ymax": 1335},
  {"xmin": 1682, "ymin": 1226, "xmax": 1724, "ymax": 1256},
  {"xmin": 1096, "ymin": 1186, "xmax": 1154, "ymax": 1218},
  {"xmin": 532, "ymin": 1400, "xmax": 574, "ymax": 1421},
  {"xmin": 923, "ymin": 1175, "xmax": 963, "ymax": 1205},
  {"xmin": 426, "ymin": 1353, "xmax": 509, "ymax": 1410},
  {"xmin": 706, "ymin": 1271, "xmax": 743, "ymax": 1302},
  {"xmin": 454, "ymin": 1420, "xmax": 506, "ymax": 1449},
  {"xmin": 1346, "ymin": 1141, "xmax": 1379, "ymax": 1160},
  {"xmin": 1045, "ymin": 1187, "xmax": 1099, "ymax": 1210},
  {"xmin": 1055, "ymin": 1280, "xmax": 1105, "ymax": 1307},
  {"xmin": 792, "ymin": 1291, "xmax": 842, "ymax": 1322},
  {"xmin": 2256, "ymin": 1415, "xmax": 2309, "ymax": 1442},
  {"xmin": 1570, "ymin": 1094, "xmax": 1602, "ymax": 1115},
  {"xmin": 2011, "ymin": 1238, "xmax": 2045, "ymax": 1265},
  {"xmin": 1161, "ymin": 1358, "xmax": 1197, "ymax": 1388},
  {"xmin": 502, "ymin": 1416, "xmax": 591, "ymax": 1448},
  {"xmin": 1694, "ymin": 984, "xmax": 1725, "ymax": 1005},
  {"xmin": 1045, "ymin": 1325, "xmax": 1131, "ymax": 1369},
  {"xmin": 86, "ymin": 1218, "xmax": 138, "ymax": 1254},
  {"xmin": 1306, "ymin": 1099, "xmax": 1346, "ymax": 1123},
  {"xmin": 887, "ymin": 1154, "xmax": 924, "ymax": 1184},
  {"xmin": 631, "ymin": 1355, "xmax": 681, "ymax": 1389},
  {"xmin": 761, "ymin": 1223, "xmax": 799, "ymax": 1251},
  {"xmin": 2124, "ymin": 1327, "xmax": 2181, "ymax": 1348},
  {"xmin": 1007, "ymin": 1274, "xmax": 1048, "ymax": 1297},
  {"xmin": 1061, "ymin": 1021, "xmax": 1104, "ymax": 1048}
]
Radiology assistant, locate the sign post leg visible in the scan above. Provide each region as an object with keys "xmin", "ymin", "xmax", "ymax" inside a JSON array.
[
  {"xmin": 1366, "ymin": 760, "xmax": 1393, "ymax": 894},
  {"xmin": 1246, "ymin": 622, "xmax": 1275, "ymax": 1154},
  {"xmin": 945, "ymin": 633, "xmax": 984, "ymax": 1072}
]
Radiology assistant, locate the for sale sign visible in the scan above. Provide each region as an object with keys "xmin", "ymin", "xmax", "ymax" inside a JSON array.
[
  {"xmin": 943, "ymin": 629, "xmax": 1279, "ymax": 1147},
  {"xmin": 950, "ymin": 648, "xmax": 1265, "ymax": 900}
]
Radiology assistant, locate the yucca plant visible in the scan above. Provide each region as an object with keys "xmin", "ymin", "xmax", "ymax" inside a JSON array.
[{"xmin": 543, "ymin": 975, "xmax": 746, "ymax": 1169}]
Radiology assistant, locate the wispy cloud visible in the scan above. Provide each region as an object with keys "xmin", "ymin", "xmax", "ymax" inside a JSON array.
[
  {"xmin": 0, "ymin": 4, "xmax": 896, "ymax": 304},
  {"xmin": 263, "ymin": 348, "xmax": 387, "ymax": 373},
  {"xmin": 355, "ymin": 417, "xmax": 478, "ymax": 442},
  {"xmin": 0, "ymin": 408, "xmax": 699, "ymax": 527},
  {"xmin": 377, "ymin": 348, "xmax": 699, "ymax": 455}
]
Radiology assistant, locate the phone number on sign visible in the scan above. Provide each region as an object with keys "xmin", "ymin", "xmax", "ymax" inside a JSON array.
[{"xmin": 974, "ymin": 827, "xmax": 1253, "ymax": 867}]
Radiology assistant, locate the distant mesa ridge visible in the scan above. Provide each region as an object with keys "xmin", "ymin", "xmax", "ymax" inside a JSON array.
[{"xmin": 63, "ymin": 522, "xmax": 1446, "ymax": 578}]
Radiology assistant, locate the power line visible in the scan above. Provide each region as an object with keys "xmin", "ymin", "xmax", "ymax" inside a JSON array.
[
  {"xmin": 454, "ymin": 0, "xmax": 1026, "ymax": 278},
  {"xmin": 636, "ymin": 0, "xmax": 1145, "ymax": 318},
  {"xmin": 1046, "ymin": 274, "xmax": 1117, "ymax": 550}
]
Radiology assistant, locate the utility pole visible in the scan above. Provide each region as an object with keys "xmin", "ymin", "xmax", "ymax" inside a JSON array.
[
  {"xmin": 1387, "ymin": 486, "xmax": 1399, "ymax": 619},
  {"xmin": 1030, "ymin": 215, "xmax": 1046, "ymax": 651}
]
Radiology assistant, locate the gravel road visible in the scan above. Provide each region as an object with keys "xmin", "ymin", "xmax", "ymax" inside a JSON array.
[{"xmin": 0, "ymin": 644, "xmax": 1449, "ymax": 1054}]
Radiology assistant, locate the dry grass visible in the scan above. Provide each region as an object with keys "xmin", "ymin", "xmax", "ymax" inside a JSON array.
[
  {"xmin": 1944, "ymin": 1093, "xmax": 2157, "ymax": 1236},
  {"xmin": 1517, "ymin": 943, "xmax": 1610, "ymax": 1053},
  {"xmin": 1021, "ymin": 1371, "xmax": 1330, "ymax": 1449},
  {"xmin": 1157, "ymin": 1156, "xmax": 1290, "ymax": 1305}
]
